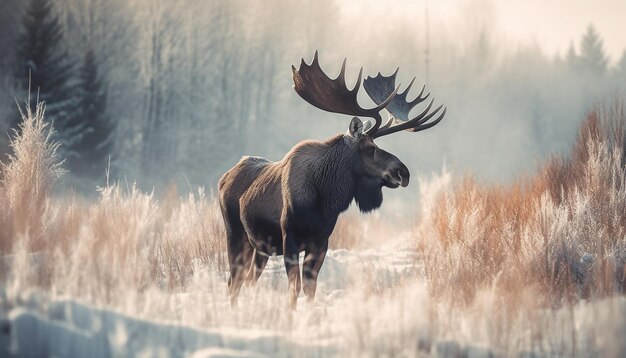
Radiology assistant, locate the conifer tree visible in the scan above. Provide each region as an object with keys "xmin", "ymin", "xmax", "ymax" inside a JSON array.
[
  {"xmin": 565, "ymin": 42, "xmax": 579, "ymax": 70},
  {"xmin": 578, "ymin": 25, "xmax": 608, "ymax": 75},
  {"xmin": 616, "ymin": 50, "xmax": 626, "ymax": 79},
  {"xmin": 71, "ymin": 47, "xmax": 113, "ymax": 178},
  {"xmin": 14, "ymin": 0, "xmax": 78, "ymax": 155}
]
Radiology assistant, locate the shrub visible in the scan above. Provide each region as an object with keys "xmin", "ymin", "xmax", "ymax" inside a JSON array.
[
  {"xmin": 416, "ymin": 101, "xmax": 626, "ymax": 308},
  {"xmin": 0, "ymin": 101, "xmax": 227, "ymax": 302},
  {"xmin": 0, "ymin": 102, "xmax": 64, "ymax": 253}
]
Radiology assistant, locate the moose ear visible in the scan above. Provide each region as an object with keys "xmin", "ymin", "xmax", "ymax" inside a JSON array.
[
  {"xmin": 348, "ymin": 117, "xmax": 364, "ymax": 139},
  {"xmin": 362, "ymin": 119, "xmax": 373, "ymax": 132}
]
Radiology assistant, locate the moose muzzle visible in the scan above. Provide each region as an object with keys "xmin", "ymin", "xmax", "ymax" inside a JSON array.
[{"xmin": 383, "ymin": 162, "xmax": 410, "ymax": 188}]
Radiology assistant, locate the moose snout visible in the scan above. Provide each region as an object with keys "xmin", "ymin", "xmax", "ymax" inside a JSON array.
[
  {"xmin": 383, "ymin": 162, "xmax": 410, "ymax": 188},
  {"xmin": 396, "ymin": 164, "xmax": 410, "ymax": 187}
]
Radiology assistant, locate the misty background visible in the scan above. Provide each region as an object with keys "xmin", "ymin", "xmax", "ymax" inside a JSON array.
[{"xmin": 0, "ymin": 0, "xmax": 625, "ymax": 207}]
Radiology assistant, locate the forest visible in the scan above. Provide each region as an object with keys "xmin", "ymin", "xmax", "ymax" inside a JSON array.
[{"xmin": 1, "ymin": 0, "xmax": 625, "ymax": 194}]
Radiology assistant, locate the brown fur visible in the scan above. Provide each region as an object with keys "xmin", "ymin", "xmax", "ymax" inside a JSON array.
[{"xmin": 219, "ymin": 132, "xmax": 409, "ymax": 308}]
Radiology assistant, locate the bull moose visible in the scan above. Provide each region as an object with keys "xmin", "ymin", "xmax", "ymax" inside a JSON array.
[{"xmin": 218, "ymin": 52, "xmax": 446, "ymax": 308}]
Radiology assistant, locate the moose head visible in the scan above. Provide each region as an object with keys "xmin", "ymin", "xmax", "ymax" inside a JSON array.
[{"xmin": 292, "ymin": 51, "xmax": 445, "ymax": 211}]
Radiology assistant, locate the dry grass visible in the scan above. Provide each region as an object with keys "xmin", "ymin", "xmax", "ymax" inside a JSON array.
[
  {"xmin": 0, "ymin": 102, "xmax": 64, "ymax": 253},
  {"xmin": 416, "ymin": 100, "xmax": 626, "ymax": 311},
  {"xmin": 330, "ymin": 208, "xmax": 407, "ymax": 250},
  {"xmin": 0, "ymin": 102, "xmax": 227, "ymax": 303},
  {"xmin": 329, "ymin": 209, "xmax": 367, "ymax": 250}
]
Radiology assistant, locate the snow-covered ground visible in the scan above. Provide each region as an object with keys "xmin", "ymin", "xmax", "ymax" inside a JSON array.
[
  {"xmin": 2, "ymin": 234, "xmax": 626, "ymax": 357},
  {"xmin": 1, "ymin": 235, "xmax": 425, "ymax": 357}
]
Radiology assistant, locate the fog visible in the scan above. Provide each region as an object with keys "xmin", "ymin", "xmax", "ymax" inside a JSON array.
[
  {"xmin": 0, "ymin": 0, "xmax": 624, "ymax": 204},
  {"xmin": 343, "ymin": 0, "xmax": 626, "ymax": 60}
]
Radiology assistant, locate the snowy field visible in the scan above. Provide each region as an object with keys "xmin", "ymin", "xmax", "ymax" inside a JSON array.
[
  {"xmin": 3, "ymin": 234, "xmax": 626, "ymax": 357},
  {"xmin": 0, "ymin": 236, "xmax": 425, "ymax": 357}
]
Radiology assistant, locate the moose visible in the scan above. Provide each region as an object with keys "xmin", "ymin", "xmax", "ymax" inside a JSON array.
[{"xmin": 218, "ymin": 52, "xmax": 446, "ymax": 308}]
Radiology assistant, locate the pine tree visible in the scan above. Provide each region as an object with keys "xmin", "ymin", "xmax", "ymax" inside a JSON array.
[
  {"xmin": 578, "ymin": 24, "xmax": 608, "ymax": 75},
  {"xmin": 616, "ymin": 50, "xmax": 626, "ymax": 79},
  {"xmin": 13, "ymin": 0, "xmax": 78, "ymax": 154},
  {"xmin": 565, "ymin": 42, "xmax": 579, "ymax": 70},
  {"xmin": 71, "ymin": 47, "xmax": 113, "ymax": 179}
]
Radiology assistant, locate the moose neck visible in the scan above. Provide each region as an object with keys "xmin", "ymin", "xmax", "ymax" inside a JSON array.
[
  {"xmin": 308, "ymin": 135, "xmax": 357, "ymax": 218},
  {"xmin": 311, "ymin": 134, "xmax": 383, "ymax": 217}
]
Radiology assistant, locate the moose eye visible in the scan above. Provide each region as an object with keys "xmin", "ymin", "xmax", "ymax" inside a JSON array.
[{"xmin": 366, "ymin": 145, "xmax": 375, "ymax": 152}]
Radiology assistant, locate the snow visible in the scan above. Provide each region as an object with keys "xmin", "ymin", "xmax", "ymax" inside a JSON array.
[
  {"xmin": 3, "ymin": 292, "xmax": 334, "ymax": 357},
  {"xmin": 1, "ymin": 234, "xmax": 626, "ymax": 357},
  {"xmin": 0, "ymin": 235, "xmax": 419, "ymax": 357}
]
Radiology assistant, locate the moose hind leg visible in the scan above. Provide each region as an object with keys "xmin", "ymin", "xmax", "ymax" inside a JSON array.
[
  {"xmin": 245, "ymin": 249, "xmax": 269, "ymax": 285},
  {"xmin": 302, "ymin": 247, "xmax": 327, "ymax": 302},
  {"xmin": 227, "ymin": 230, "xmax": 254, "ymax": 307}
]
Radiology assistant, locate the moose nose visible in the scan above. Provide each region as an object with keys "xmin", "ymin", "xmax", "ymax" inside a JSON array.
[{"xmin": 397, "ymin": 164, "xmax": 410, "ymax": 187}]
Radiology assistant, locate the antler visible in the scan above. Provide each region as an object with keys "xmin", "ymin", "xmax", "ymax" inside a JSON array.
[
  {"xmin": 292, "ymin": 51, "xmax": 398, "ymax": 134},
  {"xmin": 363, "ymin": 70, "xmax": 446, "ymax": 138}
]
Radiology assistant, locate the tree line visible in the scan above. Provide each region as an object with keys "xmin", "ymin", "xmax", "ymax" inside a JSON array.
[
  {"xmin": 0, "ymin": 0, "xmax": 331, "ymax": 191},
  {"xmin": 0, "ymin": 0, "xmax": 625, "ymax": 192},
  {"xmin": 11, "ymin": 0, "xmax": 112, "ymax": 187}
]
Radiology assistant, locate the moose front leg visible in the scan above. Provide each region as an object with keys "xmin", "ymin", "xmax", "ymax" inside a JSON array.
[
  {"xmin": 283, "ymin": 229, "xmax": 301, "ymax": 309},
  {"xmin": 302, "ymin": 245, "xmax": 327, "ymax": 302}
]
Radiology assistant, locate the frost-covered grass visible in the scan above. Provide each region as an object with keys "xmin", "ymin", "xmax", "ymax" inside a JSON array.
[
  {"xmin": 0, "ymin": 104, "xmax": 226, "ymax": 296},
  {"xmin": 2, "ymin": 101, "xmax": 626, "ymax": 357},
  {"xmin": 0, "ymin": 102, "xmax": 64, "ymax": 253},
  {"xmin": 415, "ymin": 101, "xmax": 626, "ymax": 354}
]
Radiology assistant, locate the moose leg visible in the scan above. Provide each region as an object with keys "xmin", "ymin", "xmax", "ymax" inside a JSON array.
[
  {"xmin": 302, "ymin": 246, "xmax": 327, "ymax": 302},
  {"xmin": 283, "ymin": 233, "xmax": 301, "ymax": 309},
  {"xmin": 245, "ymin": 250, "xmax": 269, "ymax": 285},
  {"xmin": 227, "ymin": 231, "xmax": 254, "ymax": 307}
]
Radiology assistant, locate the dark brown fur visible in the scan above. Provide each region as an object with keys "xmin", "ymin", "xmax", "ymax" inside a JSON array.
[{"xmin": 218, "ymin": 130, "xmax": 409, "ymax": 308}]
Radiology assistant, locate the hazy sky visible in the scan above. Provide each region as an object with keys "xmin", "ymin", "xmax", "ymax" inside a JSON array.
[
  {"xmin": 341, "ymin": 0, "xmax": 626, "ymax": 62},
  {"xmin": 496, "ymin": 0, "xmax": 626, "ymax": 60}
]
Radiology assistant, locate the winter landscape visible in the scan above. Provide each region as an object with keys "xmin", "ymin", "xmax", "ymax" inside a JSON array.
[{"xmin": 2, "ymin": 0, "xmax": 626, "ymax": 357}]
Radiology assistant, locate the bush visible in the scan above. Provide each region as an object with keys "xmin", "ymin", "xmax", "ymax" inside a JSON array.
[
  {"xmin": 0, "ymin": 102, "xmax": 64, "ymax": 253},
  {"xmin": 416, "ymin": 101, "xmax": 626, "ymax": 308},
  {"xmin": 0, "ymin": 101, "xmax": 226, "ymax": 302}
]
